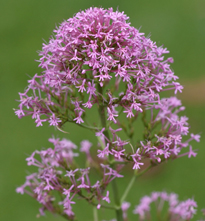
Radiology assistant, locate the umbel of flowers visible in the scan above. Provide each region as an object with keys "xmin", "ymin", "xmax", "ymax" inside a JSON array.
[{"xmin": 15, "ymin": 7, "xmax": 200, "ymax": 221}]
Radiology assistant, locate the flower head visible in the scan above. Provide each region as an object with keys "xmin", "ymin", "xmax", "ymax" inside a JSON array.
[
  {"xmin": 133, "ymin": 191, "xmax": 197, "ymax": 220},
  {"xmin": 15, "ymin": 7, "xmax": 181, "ymax": 127}
]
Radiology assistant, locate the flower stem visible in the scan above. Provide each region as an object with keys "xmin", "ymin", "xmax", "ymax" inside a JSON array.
[
  {"xmin": 111, "ymin": 179, "xmax": 124, "ymax": 221},
  {"xmin": 120, "ymin": 174, "xmax": 136, "ymax": 203},
  {"xmin": 97, "ymin": 84, "xmax": 123, "ymax": 221},
  {"xmin": 136, "ymin": 165, "xmax": 152, "ymax": 178},
  {"xmin": 93, "ymin": 207, "xmax": 99, "ymax": 221},
  {"xmin": 120, "ymin": 165, "xmax": 152, "ymax": 203}
]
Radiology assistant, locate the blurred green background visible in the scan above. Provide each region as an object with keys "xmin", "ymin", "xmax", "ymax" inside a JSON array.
[{"xmin": 0, "ymin": 0, "xmax": 204, "ymax": 220}]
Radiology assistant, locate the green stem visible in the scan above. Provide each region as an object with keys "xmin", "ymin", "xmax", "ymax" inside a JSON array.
[
  {"xmin": 120, "ymin": 174, "xmax": 136, "ymax": 203},
  {"xmin": 93, "ymin": 207, "xmax": 99, "ymax": 221},
  {"xmin": 97, "ymin": 84, "xmax": 123, "ymax": 221},
  {"xmin": 70, "ymin": 120, "xmax": 100, "ymax": 131},
  {"xmin": 136, "ymin": 165, "xmax": 152, "ymax": 178},
  {"xmin": 120, "ymin": 165, "xmax": 153, "ymax": 203},
  {"xmin": 111, "ymin": 179, "xmax": 124, "ymax": 221}
]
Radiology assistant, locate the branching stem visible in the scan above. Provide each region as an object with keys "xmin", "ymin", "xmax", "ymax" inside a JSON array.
[
  {"xmin": 121, "ymin": 165, "xmax": 153, "ymax": 203},
  {"xmin": 97, "ymin": 84, "xmax": 123, "ymax": 221}
]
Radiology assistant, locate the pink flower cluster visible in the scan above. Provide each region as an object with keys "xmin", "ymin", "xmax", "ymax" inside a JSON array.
[
  {"xmin": 15, "ymin": 7, "xmax": 182, "ymax": 127},
  {"xmin": 15, "ymin": 7, "xmax": 201, "ymax": 221},
  {"xmin": 133, "ymin": 191, "xmax": 197, "ymax": 220},
  {"xmin": 95, "ymin": 101, "xmax": 200, "ymax": 169},
  {"xmin": 14, "ymin": 7, "xmax": 200, "ymax": 169},
  {"xmin": 16, "ymin": 137, "xmax": 122, "ymax": 218}
]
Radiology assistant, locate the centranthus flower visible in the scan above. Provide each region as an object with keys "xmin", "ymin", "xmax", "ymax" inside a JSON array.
[
  {"xmin": 15, "ymin": 7, "xmax": 182, "ymax": 127},
  {"xmin": 133, "ymin": 191, "xmax": 197, "ymax": 221},
  {"xmin": 16, "ymin": 137, "xmax": 122, "ymax": 219},
  {"xmin": 16, "ymin": 6, "xmax": 201, "ymax": 221}
]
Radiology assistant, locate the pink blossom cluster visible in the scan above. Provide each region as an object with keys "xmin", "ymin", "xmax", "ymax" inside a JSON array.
[
  {"xmin": 133, "ymin": 191, "xmax": 197, "ymax": 220},
  {"xmin": 15, "ymin": 7, "xmax": 182, "ymax": 127},
  {"xmin": 14, "ymin": 7, "xmax": 200, "ymax": 168},
  {"xmin": 16, "ymin": 137, "xmax": 122, "ymax": 219},
  {"xmin": 15, "ymin": 7, "xmax": 201, "ymax": 221},
  {"xmin": 95, "ymin": 98, "xmax": 200, "ymax": 169}
]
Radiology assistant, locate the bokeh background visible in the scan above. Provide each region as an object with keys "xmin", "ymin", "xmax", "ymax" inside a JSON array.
[{"xmin": 0, "ymin": 0, "xmax": 205, "ymax": 220}]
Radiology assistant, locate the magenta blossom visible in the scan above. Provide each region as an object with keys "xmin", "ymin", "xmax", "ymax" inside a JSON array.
[
  {"xmin": 133, "ymin": 191, "xmax": 197, "ymax": 220},
  {"xmin": 16, "ymin": 137, "xmax": 122, "ymax": 219},
  {"xmin": 15, "ymin": 7, "xmax": 182, "ymax": 127},
  {"xmin": 16, "ymin": 7, "xmax": 201, "ymax": 221}
]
